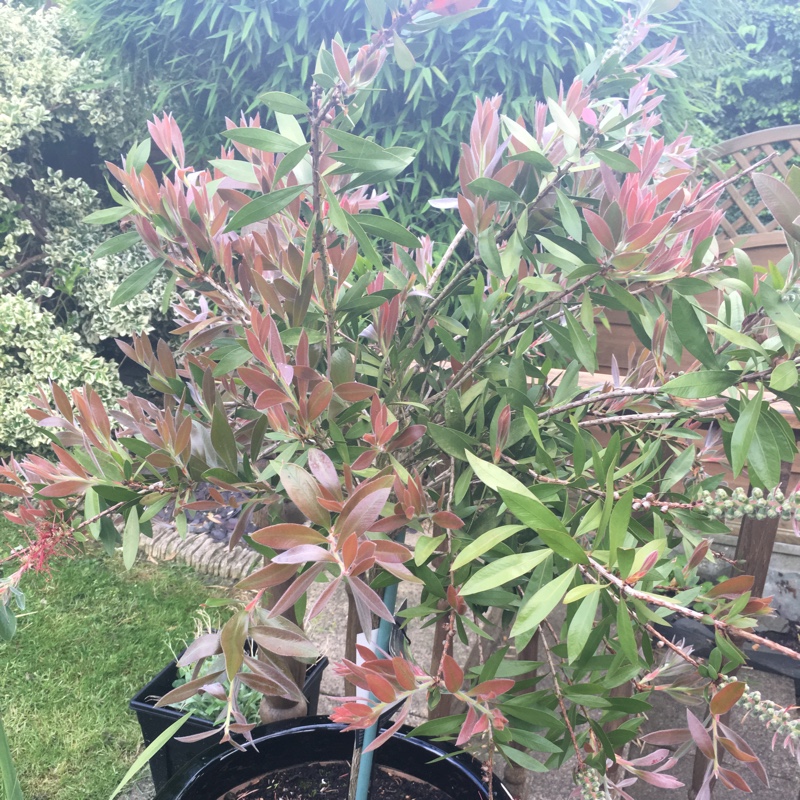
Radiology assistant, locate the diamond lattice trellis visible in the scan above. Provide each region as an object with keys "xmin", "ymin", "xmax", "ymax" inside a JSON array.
[{"xmin": 697, "ymin": 125, "xmax": 800, "ymax": 244}]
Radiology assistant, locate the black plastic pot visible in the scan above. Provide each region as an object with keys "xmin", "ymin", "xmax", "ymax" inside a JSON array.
[
  {"xmin": 130, "ymin": 656, "xmax": 328, "ymax": 791},
  {"xmin": 156, "ymin": 717, "xmax": 512, "ymax": 800},
  {"xmin": 154, "ymin": 715, "xmax": 512, "ymax": 800}
]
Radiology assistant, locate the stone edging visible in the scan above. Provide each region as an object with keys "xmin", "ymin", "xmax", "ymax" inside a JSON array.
[{"xmin": 138, "ymin": 521, "xmax": 260, "ymax": 580}]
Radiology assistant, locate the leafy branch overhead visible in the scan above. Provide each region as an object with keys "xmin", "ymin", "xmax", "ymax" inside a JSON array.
[{"xmin": 3, "ymin": 1, "xmax": 800, "ymax": 798}]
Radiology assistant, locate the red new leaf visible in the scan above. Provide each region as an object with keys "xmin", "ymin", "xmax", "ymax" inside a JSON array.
[
  {"xmin": 250, "ymin": 524, "xmax": 327, "ymax": 549},
  {"xmin": 442, "ymin": 654, "xmax": 464, "ymax": 693},
  {"xmin": 335, "ymin": 382, "xmax": 377, "ymax": 402},
  {"xmin": 468, "ymin": 679, "xmax": 515, "ymax": 700},
  {"xmin": 271, "ymin": 544, "xmax": 335, "ymax": 564},
  {"xmin": 280, "ymin": 464, "xmax": 331, "ymax": 529},
  {"xmin": 307, "ymin": 380, "xmax": 333, "ymax": 422},
  {"xmin": 366, "ymin": 673, "xmax": 397, "ymax": 704},
  {"xmin": 308, "ymin": 449, "xmax": 342, "ymax": 500},
  {"xmin": 707, "ymin": 575, "xmax": 754, "ymax": 599},
  {"xmin": 709, "ymin": 681, "xmax": 745, "ymax": 716},
  {"xmin": 432, "ymin": 511, "xmax": 465, "ymax": 529},
  {"xmin": 686, "ymin": 709, "xmax": 715, "ymax": 760},
  {"xmin": 386, "ymin": 425, "xmax": 426, "ymax": 452},
  {"xmin": 337, "ymin": 475, "xmax": 394, "ymax": 539}
]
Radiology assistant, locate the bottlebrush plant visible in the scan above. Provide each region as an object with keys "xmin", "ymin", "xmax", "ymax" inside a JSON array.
[{"xmin": 3, "ymin": 0, "xmax": 800, "ymax": 798}]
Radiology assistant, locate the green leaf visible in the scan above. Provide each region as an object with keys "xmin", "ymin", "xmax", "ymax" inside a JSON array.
[
  {"xmin": 731, "ymin": 388, "xmax": 762, "ymax": 477},
  {"xmin": 415, "ymin": 534, "xmax": 445, "ymax": 566},
  {"xmin": 0, "ymin": 604, "xmax": 16, "ymax": 643},
  {"xmin": 123, "ymin": 507, "xmax": 140, "ymax": 570},
  {"xmin": 747, "ymin": 418, "xmax": 781, "ymax": 488},
  {"xmin": 461, "ymin": 549, "xmax": 551, "ymax": 597},
  {"xmin": 500, "ymin": 490, "xmax": 587, "ymax": 564},
  {"xmin": 340, "ymin": 213, "xmax": 381, "ymax": 268},
  {"xmin": 563, "ymin": 583, "xmax": 603, "ymax": 604},
  {"xmin": 110, "ymin": 259, "xmax": 164, "ymax": 307},
  {"xmin": 452, "ymin": 525, "xmax": 525, "ymax": 570},
  {"xmin": 520, "ymin": 277, "xmax": 562, "ymax": 293},
  {"xmin": 225, "ymin": 185, "xmax": 307, "ymax": 232},
  {"xmin": 564, "ymin": 311, "xmax": 597, "ymax": 372},
  {"xmin": 478, "ymin": 228, "xmax": 502, "ymax": 276},
  {"xmin": 92, "ymin": 230, "xmax": 140, "ymax": 260},
  {"xmin": 427, "ymin": 424, "xmax": 476, "ymax": 461},
  {"xmin": 467, "ymin": 178, "xmax": 523, "ymax": 205},
  {"xmin": 506, "ymin": 729, "xmax": 562, "ymax": 754},
  {"xmin": 662, "ymin": 370, "xmax": 738, "ymax": 399},
  {"xmin": 555, "ymin": 188, "xmax": 582, "ymax": 242},
  {"xmin": 708, "ymin": 324, "xmax": 768, "ymax": 359},
  {"xmin": 258, "ymin": 91, "xmax": 310, "ymax": 116},
  {"xmin": 508, "ymin": 150, "xmax": 555, "ymax": 173},
  {"xmin": 608, "ymin": 490, "xmax": 632, "ymax": 564},
  {"xmin": 393, "ymin": 33, "xmax": 416, "ymax": 71},
  {"xmin": 512, "ymin": 566, "xmax": 577, "ymax": 636},
  {"xmin": 595, "ymin": 149, "xmax": 639, "ymax": 173},
  {"xmin": 660, "ymin": 445, "xmax": 696, "ymax": 492},
  {"xmin": 274, "ymin": 143, "xmax": 312, "ymax": 186},
  {"xmin": 209, "ymin": 158, "xmax": 258, "ymax": 183},
  {"xmin": 497, "ymin": 744, "xmax": 548, "ymax": 772},
  {"xmin": 671, "ymin": 296, "xmax": 717, "ymax": 368},
  {"xmin": 126, "ymin": 139, "xmax": 151, "ymax": 172},
  {"xmin": 211, "ymin": 405, "xmax": 239, "ymax": 473},
  {"xmin": 770, "ymin": 360, "xmax": 799, "ymax": 392},
  {"xmin": 350, "ymin": 213, "xmax": 421, "ymax": 249},
  {"xmin": 0, "ymin": 714, "xmax": 23, "ymax": 800},
  {"xmin": 465, "ymin": 452, "xmax": 530, "ymax": 496},
  {"xmin": 546, "ymin": 97, "xmax": 580, "ymax": 141},
  {"xmin": 324, "ymin": 128, "xmax": 414, "ymax": 179},
  {"xmin": 222, "ymin": 127, "xmax": 298, "ymax": 152},
  {"xmin": 213, "ymin": 346, "xmax": 252, "ymax": 377},
  {"xmin": 108, "ymin": 712, "xmax": 192, "ymax": 799},
  {"xmin": 567, "ymin": 590, "xmax": 600, "ymax": 662},
  {"xmin": 444, "ymin": 391, "xmax": 466, "ymax": 433},
  {"xmin": 84, "ymin": 487, "xmax": 101, "ymax": 539},
  {"xmin": 616, "ymin": 599, "xmax": 639, "ymax": 664},
  {"xmin": 322, "ymin": 180, "xmax": 348, "ymax": 234},
  {"xmin": 82, "ymin": 206, "xmax": 130, "ymax": 225}
]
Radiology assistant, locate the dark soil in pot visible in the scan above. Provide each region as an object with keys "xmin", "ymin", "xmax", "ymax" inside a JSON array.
[{"xmin": 219, "ymin": 760, "xmax": 454, "ymax": 800}]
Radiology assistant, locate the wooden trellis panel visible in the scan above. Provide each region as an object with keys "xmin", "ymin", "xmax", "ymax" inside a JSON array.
[{"xmin": 697, "ymin": 125, "xmax": 800, "ymax": 256}]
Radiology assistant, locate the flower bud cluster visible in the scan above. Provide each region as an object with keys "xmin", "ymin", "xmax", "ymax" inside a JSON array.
[
  {"xmin": 717, "ymin": 677, "xmax": 800, "ymax": 758},
  {"xmin": 577, "ymin": 766, "xmax": 606, "ymax": 799},
  {"xmin": 739, "ymin": 686, "xmax": 800, "ymax": 748},
  {"xmin": 699, "ymin": 487, "xmax": 798, "ymax": 522}
]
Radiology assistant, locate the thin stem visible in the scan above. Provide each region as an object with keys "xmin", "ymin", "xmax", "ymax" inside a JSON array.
[
  {"xmin": 540, "ymin": 623, "xmax": 584, "ymax": 768},
  {"xmin": 577, "ymin": 405, "xmax": 727, "ymax": 429},
  {"xmin": 407, "ymin": 255, "xmax": 480, "ymax": 351},
  {"xmin": 431, "ymin": 268, "xmax": 608, "ymax": 405},
  {"xmin": 539, "ymin": 386, "xmax": 664, "ymax": 420},
  {"xmin": 427, "ymin": 224, "xmax": 468, "ymax": 292},
  {"xmin": 587, "ymin": 557, "xmax": 800, "ymax": 662}
]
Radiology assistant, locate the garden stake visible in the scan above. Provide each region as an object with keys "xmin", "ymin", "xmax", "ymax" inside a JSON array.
[{"xmin": 349, "ymin": 534, "xmax": 405, "ymax": 800}]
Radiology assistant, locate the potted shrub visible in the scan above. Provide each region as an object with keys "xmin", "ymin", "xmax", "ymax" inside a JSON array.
[
  {"xmin": 129, "ymin": 625, "xmax": 328, "ymax": 790},
  {"xmin": 4, "ymin": 0, "xmax": 800, "ymax": 798}
]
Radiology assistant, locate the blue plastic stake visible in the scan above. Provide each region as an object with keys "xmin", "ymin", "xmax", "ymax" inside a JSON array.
[{"xmin": 351, "ymin": 533, "xmax": 405, "ymax": 800}]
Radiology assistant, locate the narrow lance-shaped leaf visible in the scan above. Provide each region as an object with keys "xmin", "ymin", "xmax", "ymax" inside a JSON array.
[
  {"xmin": 225, "ymin": 184, "xmax": 308, "ymax": 232},
  {"xmin": 731, "ymin": 388, "xmax": 762, "ymax": 477},
  {"xmin": 511, "ymin": 566, "xmax": 577, "ymax": 637}
]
